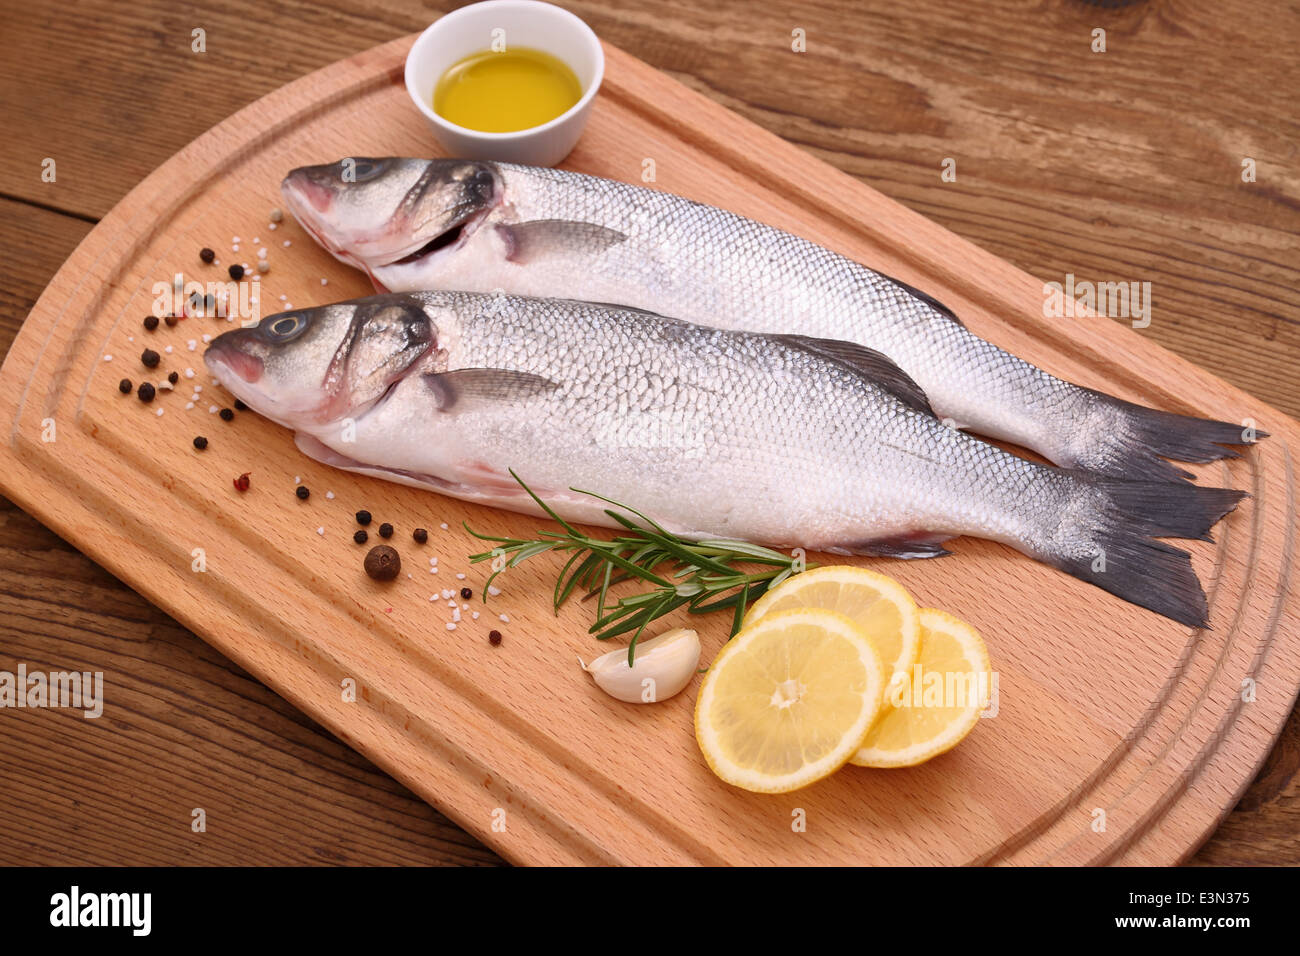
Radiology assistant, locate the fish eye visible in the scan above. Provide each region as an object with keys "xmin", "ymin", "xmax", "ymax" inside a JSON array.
[
  {"xmin": 344, "ymin": 158, "xmax": 387, "ymax": 182},
  {"xmin": 465, "ymin": 167, "xmax": 495, "ymax": 198},
  {"xmin": 265, "ymin": 313, "xmax": 307, "ymax": 340}
]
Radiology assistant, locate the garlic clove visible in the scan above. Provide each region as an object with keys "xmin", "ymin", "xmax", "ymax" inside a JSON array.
[{"xmin": 583, "ymin": 627, "xmax": 701, "ymax": 703}]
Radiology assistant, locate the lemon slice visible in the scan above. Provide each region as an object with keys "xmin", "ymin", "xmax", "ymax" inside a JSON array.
[
  {"xmin": 695, "ymin": 608, "xmax": 886, "ymax": 793},
  {"xmin": 850, "ymin": 608, "xmax": 991, "ymax": 768},
  {"xmin": 745, "ymin": 566, "xmax": 921, "ymax": 686}
]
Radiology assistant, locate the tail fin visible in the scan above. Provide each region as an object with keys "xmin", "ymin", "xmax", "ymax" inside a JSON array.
[
  {"xmin": 1043, "ymin": 474, "xmax": 1247, "ymax": 628},
  {"xmin": 1073, "ymin": 388, "xmax": 1266, "ymax": 483}
]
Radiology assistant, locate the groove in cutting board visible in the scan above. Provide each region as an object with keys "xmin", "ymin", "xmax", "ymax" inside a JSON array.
[{"xmin": 0, "ymin": 35, "xmax": 1296, "ymax": 865}]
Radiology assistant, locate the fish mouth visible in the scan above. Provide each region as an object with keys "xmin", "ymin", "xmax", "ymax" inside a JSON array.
[
  {"xmin": 280, "ymin": 175, "xmax": 364, "ymax": 265},
  {"xmin": 205, "ymin": 341, "xmax": 264, "ymax": 384}
]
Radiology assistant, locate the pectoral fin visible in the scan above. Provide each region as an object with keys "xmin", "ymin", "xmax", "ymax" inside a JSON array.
[
  {"xmin": 424, "ymin": 368, "xmax": 561, "ymax": 411},
  {"xmin": 497, "ymin": 220, "xmax": 627, "ymax": 264}
]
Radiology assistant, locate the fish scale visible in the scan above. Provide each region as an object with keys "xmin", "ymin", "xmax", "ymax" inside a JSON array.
[
  {"xmin": 206, "ymin": 291, "xmax": 1245, "ymax": 628},
  {"xmin": 283, "ymin": 157, "xmax": 1260, "ymax": 483}
]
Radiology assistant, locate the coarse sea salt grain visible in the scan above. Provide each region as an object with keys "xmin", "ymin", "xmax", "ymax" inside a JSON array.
[
  {"xmin": 258, "ymin": 248, "xmax": 267, "ymax": 259},
  {"xmin": 456, "ymin": 573, "xmax": 466, "ymax": 580},
  {"xmin": 441, "ymin": 589, "xmax": 453, "ymax": 599},
  {"xmin": 164, "ymin": 345, "xmax": 173, "ymax": 353},
  {"xmin": 187, "ymin": 340, "xmax": 197, "ymax": 351},
  {"xmin": 499, "ymin": 614, "xmax": 510, "ymax": 623},
  {"xmin": 194, "ymin": 385, "xmax": 202, "ymax": 392},
  {"xmin": 487, "ymin": 585, "xmax": 501, "ymax": 597},
  {"xmin": 294, "ymin": 475, "xmax": 300, "ymax": 484},
  {"xmin": 202, "ymin": 334, "xmax": 211, "ymax": 343},
  {"xmin": 472, "ymin": 611, "xmax": 480, "ymax": 620},
  {"xmin": 233, "ymin": 236, "xmax": 241, "ymax": 243},
  {"xmin": 430, "ymin": 567, "xmax": 439, "ymax": 574},
  {"xmin": 185, "ymin": 367, "xmax": 195, "ymax": 378},
  {"xmin": 283, "ymin": 240, "xmax": 292, "ymax": 247},
  {"xmin": 447, "ymin": 600, "xmax": 457, "ymax": 609},
  {"xmin": 316, "ymin": 527, "xmax": 325, "ymax": 536},
  {"xmin": 232, "ymin": 244, "xmax": 240, "ymax": 252},
  {"xmin": 185, "ymin": 402, "xmax": 195, "ymax": 410},
  {"xmin": 102, "ymin": 354, "xmax": 112, "ymax": 362},
  {"xmin": 326, "ymin": 491, "xmax": 335, "ymax": 500},
  {"xmin": 155, "ymin": 408, "xmax": 164, "ymax": 417},
  {"xmin": 446, "ymin": 622, "xmax": 457, "ymax": 631},
  {"xmin": 452, "ymin": 609, "xmax": 461, "ymax": 622},
  {"xmin": 209, "ymin": 405, "xmax": 219, "ymax": 414},
  {"xmin": 321, "ymin": 278, "xmax": 328, "ymax": 286},
  {"xmin": 439, "ymin": 522, "xmax": 449, "ymax": 530},
  {"xmin": 268, "ymin": 222, "xmax": 278, "ymax": 230}
]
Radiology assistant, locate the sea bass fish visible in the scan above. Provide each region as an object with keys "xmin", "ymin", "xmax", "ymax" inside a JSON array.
[
  {"xmin": 204, "ymin": 291, "xmax": 1243, "ymax": 628},
  {"xmin": 281, "ymin": 157, "xmax": 1261, "ymax": 483}
]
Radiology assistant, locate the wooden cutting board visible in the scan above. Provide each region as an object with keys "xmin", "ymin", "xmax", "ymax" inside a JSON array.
[{"xmin": 1, "ymin": 34, "xmax": 1296, "ymax": 866}]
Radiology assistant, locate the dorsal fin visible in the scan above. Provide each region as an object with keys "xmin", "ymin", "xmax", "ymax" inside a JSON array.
[
  {"xmin": 773, "ymin": 334, "xmax": 936, "ymax": 417},
  {"xmin": 881, "ymin": 273, "xmax": 965, "ymax": 328}
]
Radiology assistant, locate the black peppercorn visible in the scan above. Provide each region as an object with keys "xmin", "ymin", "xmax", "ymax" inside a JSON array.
[
  {"xmin": 234, "ymin": 399, "xmax": 247, "ymax": 411},
  {"xmin": 118, "ymin": 378, "xmax": 132, "ymax": 394},
  {"xmin": 353, "ymin": 529, "xmax": 368, "ymax": 544},
  {"xmin": 200, "ymin": 247, "xmax": 215, "ymax": 264},
  {"xmin": 460, "ymin": 587, "xmax": 472, "ymax": 600},
  {"xmin": 141, "ymin": 348, "xmax": 160, "ymax": 368},
  {"xmin": 167, "ymin": 371, "xmax": 179, "ymax": 385},
  {"xmin": 296, "ymin": 485, "xmax": 310, "ymax": 500},
  {"xmin": 137, "ymin": 382, "xmax": 155, "ymax": 403},
  {"xmin": 378, "ymin": 522, "xmax": 393, "ymax": 538},
  {"xmin": 143, "ymin": 315, "xmax": 159, "ymax": 331},
  {"xmin": 228, "ymin": 263, "xmax": 244, "ymax": 280},
  {"xmin": 412, "ymin": 528, "xmax": 428, "ymax": 543},
  {"xmin": 355, "ymin": 510, "xmax": 372, "ymax": 526},
  {"xmin": 219, "ymin": 408, "xmax": 234, "ymax": 421},
  {"xmin": 364, "ymin": 545, "xmax": 400, "ymax": 581},
  {"xmin": 164, "ymin": 314, "xmax": 178, "ymax": 327},
  {"xmin": 488, "ymin": 630, "xmax": 503, "ymax": 646},
  {"xmin": 193, "ymin": 436, "xmax": 208, "ymax": 450}
]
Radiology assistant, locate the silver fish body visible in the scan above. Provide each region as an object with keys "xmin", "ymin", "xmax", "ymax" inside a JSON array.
[
  {"xmin": 206, "ymin": 291, "xmax": 1243, "ymax": 627},
  {"xmin": 282, "ymin": 158, "xmax": 1260, "ymax": 483}
]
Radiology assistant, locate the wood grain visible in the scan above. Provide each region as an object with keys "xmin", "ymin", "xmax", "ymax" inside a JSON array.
[
  {"xmin": 0, "ymin": 0, "xmax": 1295, "ymax": 865},
  {"xmin": 0, "ymin": 488, "xmax": 499, "ymax": 866},
  {"xmin": 1, "ymin": 33, "xmax": 1295, "ymax": 865},
  {"xmin": 0, "ymin": 207, "xmax": 499, "ymax": 867}
]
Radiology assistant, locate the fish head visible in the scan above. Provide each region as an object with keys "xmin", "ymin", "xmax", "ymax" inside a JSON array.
[
  {"xmin": 281, "ymin": 158, "xmax": 501, "ymax": 278},
  {"xmin": 204, "ymin": 293, "xmax": 441, "ymax": 428}
]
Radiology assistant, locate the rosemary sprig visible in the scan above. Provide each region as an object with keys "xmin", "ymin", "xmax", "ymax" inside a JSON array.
[{"xmin": 466, "ymin": 471, "xmax": 811, "ymax": 665}]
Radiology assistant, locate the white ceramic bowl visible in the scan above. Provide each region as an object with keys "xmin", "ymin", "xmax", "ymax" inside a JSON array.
[{"xmin": 404, "ymin": 0, "xmax": 604, "ymax": 167}]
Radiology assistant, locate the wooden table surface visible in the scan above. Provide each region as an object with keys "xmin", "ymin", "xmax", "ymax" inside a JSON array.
[{"xmin": 0, "ymin": 0, "xmax": 1295, "ymax": 866}]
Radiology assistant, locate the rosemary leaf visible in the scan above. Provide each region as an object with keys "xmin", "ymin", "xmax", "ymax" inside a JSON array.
[{"xmin": 464, "ymin": 474, "xmax": 813, "ymax": 663}]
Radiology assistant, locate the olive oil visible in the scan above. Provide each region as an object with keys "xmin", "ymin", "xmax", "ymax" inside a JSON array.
[{"xmin": 433, "ymin": 48, "xmax": 583, "ymax": 133}]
